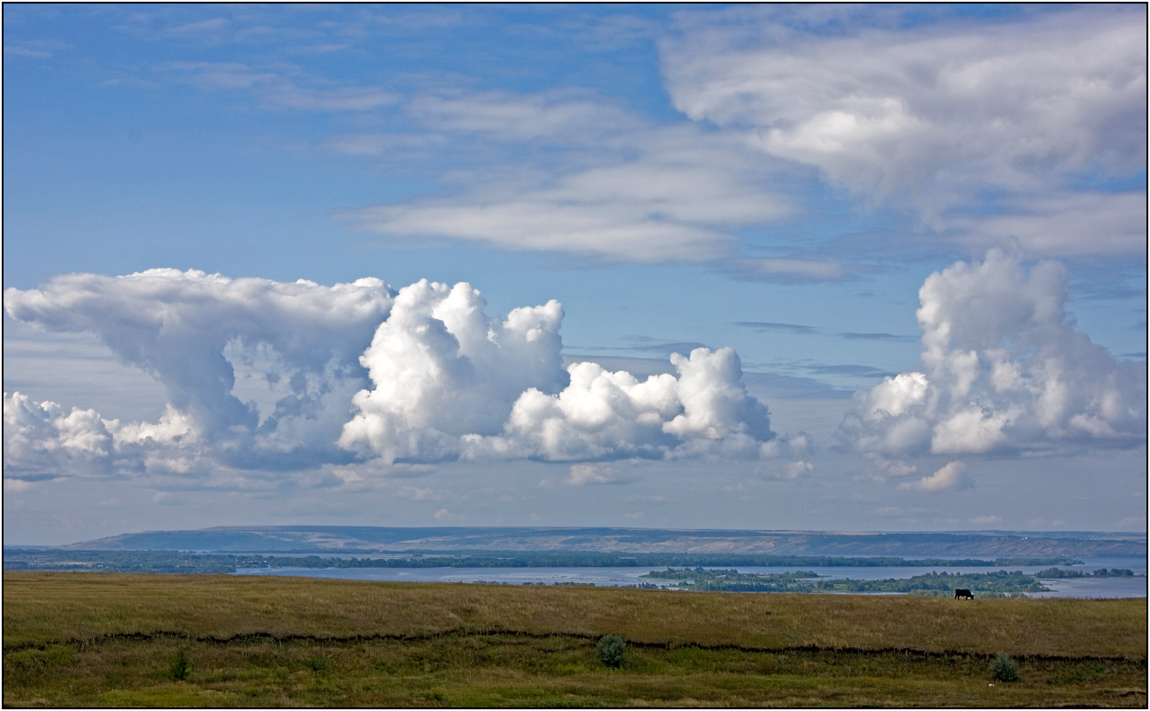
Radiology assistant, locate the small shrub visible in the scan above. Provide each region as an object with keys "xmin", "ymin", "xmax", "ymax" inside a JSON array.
[
  {"xmin": 990, "ymin": 652, "xmax": 1019, "ymax": 682},
  {"xmin": 5, "ymin": 644, "xmax": 76, "ymax": 679},
  {"xmin": 168, "ymin": 649, "xmax": 190, "ymax": 681},
  {"xmin": 304, "ymin": 655, "xmax": 329, "ymax": 674},
  {"xmin": 597, "ymin": 634, "xmax": 626, "ymax": 668}
]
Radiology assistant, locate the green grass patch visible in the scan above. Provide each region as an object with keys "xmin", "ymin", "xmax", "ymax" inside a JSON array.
[{"xmin": 3, "ymin": 572, "xmax": 1145, "ymax": 707}]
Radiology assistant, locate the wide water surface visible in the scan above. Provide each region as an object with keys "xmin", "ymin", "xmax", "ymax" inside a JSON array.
[{"xmin": 234, "ymin": 557, "xmax": 1146, "ymax": 598}]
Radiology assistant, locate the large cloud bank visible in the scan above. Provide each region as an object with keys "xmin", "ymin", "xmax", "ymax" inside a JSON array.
[
  {"xmin": 461, "ymin": 347, "xmax": 775, "ymax": 462},
  {"xmin": 838, "ymin": 249, "xmax": 1146, "ymax": 459},
  {"xmin": 334, "ymin": 6, "xmax": 1145, "ymax": 272},
  {"xmin": 4, "ymin": 270, "xmax": 779, "ymax": 482},
  {"xmin": 661, "ymin": 6, "xmax": 1146, "ymax": 256},
  {"xmin": 337, "ymin": 279, "xmax": 568, "ymax": 463},
  {"xmin": 5, "ymin": 269, "xmax": 394, "ymax": 473}
]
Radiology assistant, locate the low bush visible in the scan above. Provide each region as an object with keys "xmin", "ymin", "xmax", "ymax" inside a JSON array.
[
  {"xmin": 597, "ymin": 634, "xmax": 626, "ymax": 668},
  {"xmin": 168, "ymin": 649, "xmax": 189, "ymax": 681},
  {"xmin": 990, "ymin": 652, "xmax": 1019, "ymax": 682}
]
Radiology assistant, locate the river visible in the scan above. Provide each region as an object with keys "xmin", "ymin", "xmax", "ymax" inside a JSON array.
[{"xmin": 233, "ymin": 556, "xmax": 1146, "ymax": 598}]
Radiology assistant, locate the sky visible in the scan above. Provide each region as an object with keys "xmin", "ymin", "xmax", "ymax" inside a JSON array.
[{"xmin": 3, "ymin": 4, "xmax": 1146, "ymax": 546}]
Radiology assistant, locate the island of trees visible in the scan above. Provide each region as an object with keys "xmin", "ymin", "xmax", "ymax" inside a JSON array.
[{"xmin": 640, "ymin": 566, "xmax": 1138, "ymax": 596}]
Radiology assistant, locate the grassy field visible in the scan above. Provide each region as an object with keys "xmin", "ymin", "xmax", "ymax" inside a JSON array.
[{"xmin": 3, "ymin": 571, "xmax": 1146, "ymax": 707}]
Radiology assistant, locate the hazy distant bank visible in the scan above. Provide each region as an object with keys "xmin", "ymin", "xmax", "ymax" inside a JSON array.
[{"xmin": 44, "ymin": 525, "xmax": 1147, "ymax": 558}]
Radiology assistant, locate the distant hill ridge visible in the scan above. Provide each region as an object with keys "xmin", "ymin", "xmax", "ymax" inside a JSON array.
[{"xmin": 57, "ymin": 526, "xmax": 1147, "ymax": 557}]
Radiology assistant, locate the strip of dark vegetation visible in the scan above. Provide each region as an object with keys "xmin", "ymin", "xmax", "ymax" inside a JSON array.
[
  {"xmin": 6, "ymin": 573, "xmax": 1143, "ymax": 707},
  {"xmin": 8, "ymin": 626, "xmax": 1146, "ymax": 668},
  {"xmin": 641, "ymin": 567, "xmax": 1140, "ymax": 595},
  {"xmin": 9, "ymin": 633, "xmax": 1143, "ymax": 707},
  {"xmin": 1, "ymin": 548, "xmax": 1086, "ymax": 574}
]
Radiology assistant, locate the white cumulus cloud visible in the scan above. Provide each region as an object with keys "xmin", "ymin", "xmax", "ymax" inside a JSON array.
[
  {"xmin": 3, "ymin": 392, "xmax": 115, "ymax": 478},
  {"xmin": 5, "ymin": 270, "xmax": 782, "ymax": 483},
  {"xmin": 464, "ymin": 347, "xmax": 775, "ymax": 462},
  {"xmin": 338, "ymin": 279, "xmax": 566, "ymax": 463},
  {"xmin": 898, "ymin": 461, "xmax": 970, "ymax": 493},
  {"xmin": 838, "ymin": 249, "xmax": 1146, "ymax": 459},
  {"xmin": 4, "ymin": 269, "xmax": 394, "ymax": 473},
  {"xmin": 565, "ymin": 462, "xmax": 640, "ymax": 486}
]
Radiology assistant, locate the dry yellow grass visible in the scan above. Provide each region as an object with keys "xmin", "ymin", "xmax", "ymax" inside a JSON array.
[
  {"xmin": 4, "ymin": 572, "xmax": 1145, "ymax": 658},
  {"xmin": 4, "ymin": 573, "xmax": 1146, "ymax": 707}
]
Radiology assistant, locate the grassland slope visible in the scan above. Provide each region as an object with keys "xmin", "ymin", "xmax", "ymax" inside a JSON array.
[
  {"xmin": 4, "ymin": 572, "xmax": 1144, "ymax": 658},
  {"xmin": 4, "ymin": 573, "xmax": 1145, "ymax": 707}
]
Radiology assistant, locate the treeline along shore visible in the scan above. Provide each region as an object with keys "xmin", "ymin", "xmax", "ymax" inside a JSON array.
[
  {"xmin": 1, "ymin": 547, "xmax": 1088, "ymax": 574},
  {"xmin": 641, "ymin": 567, "xmax": 1139, "ymax": 596}
]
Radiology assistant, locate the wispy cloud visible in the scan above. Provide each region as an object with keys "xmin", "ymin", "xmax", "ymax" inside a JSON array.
[
  {"xmin": 617, "ymin": 338, "xmax": 711, "ymax": 356},
  {"xmin": 951, "ymin": 191, "xmax": 1147, "ymax": 257},
  {"xmin": 166, "ymin": 17, "xmax": 229, "ymax": 35},
  {"xmin": 396, "ymin": 486, "xmax": 450, "ymax": 501},
  {"xmin": 566, "ymin": 462, "xmax": 640, "ymax": 486},
  {"xmin": 722, "ymin": 257, "xmax": 846, "ymax": 282},
  {"xmin": 407, "ymin": 89, "xmax": 645, "ymax": 144},
  {"xmin": 735, "ymin": 321, "xmax": 818, "ymax": 336},
  {"xmin": 662, "ymin": 5, "xmax": 1147, "ymax": 256},
  {"xmin": 4, "ymin": 40, "xmax": 70, "ymax": 59},
  {"xmin": 161, "ymin": 61, "xmax": 398, "ymax": 112},
  {"xmin": 347, "ymin": 199, "xmax": 733, "ymax": 263},
  {"xmin": 836, "ymin": 332, "xmax": 916, "ymax": 342},
  {"xmin": 340, "ymin": 100, "xmax": 796, "ymax": 263},
  {"xmin": 742, "ymin": 372, "xmax": 854, "ymax": 401},
  {"xmin": 805, "ymin": 364, "xmax": 895, "ymax": 379}
]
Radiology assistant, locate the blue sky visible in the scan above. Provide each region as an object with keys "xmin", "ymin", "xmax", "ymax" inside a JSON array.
[{"xmin": 3, "ymin": 4, "xmax": 1146, "ymax": 545}]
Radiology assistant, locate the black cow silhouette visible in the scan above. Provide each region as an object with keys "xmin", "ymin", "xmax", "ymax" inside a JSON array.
[{"xmin": 954, "ymin": 588, "xmax": 974, "ymax": 599}]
